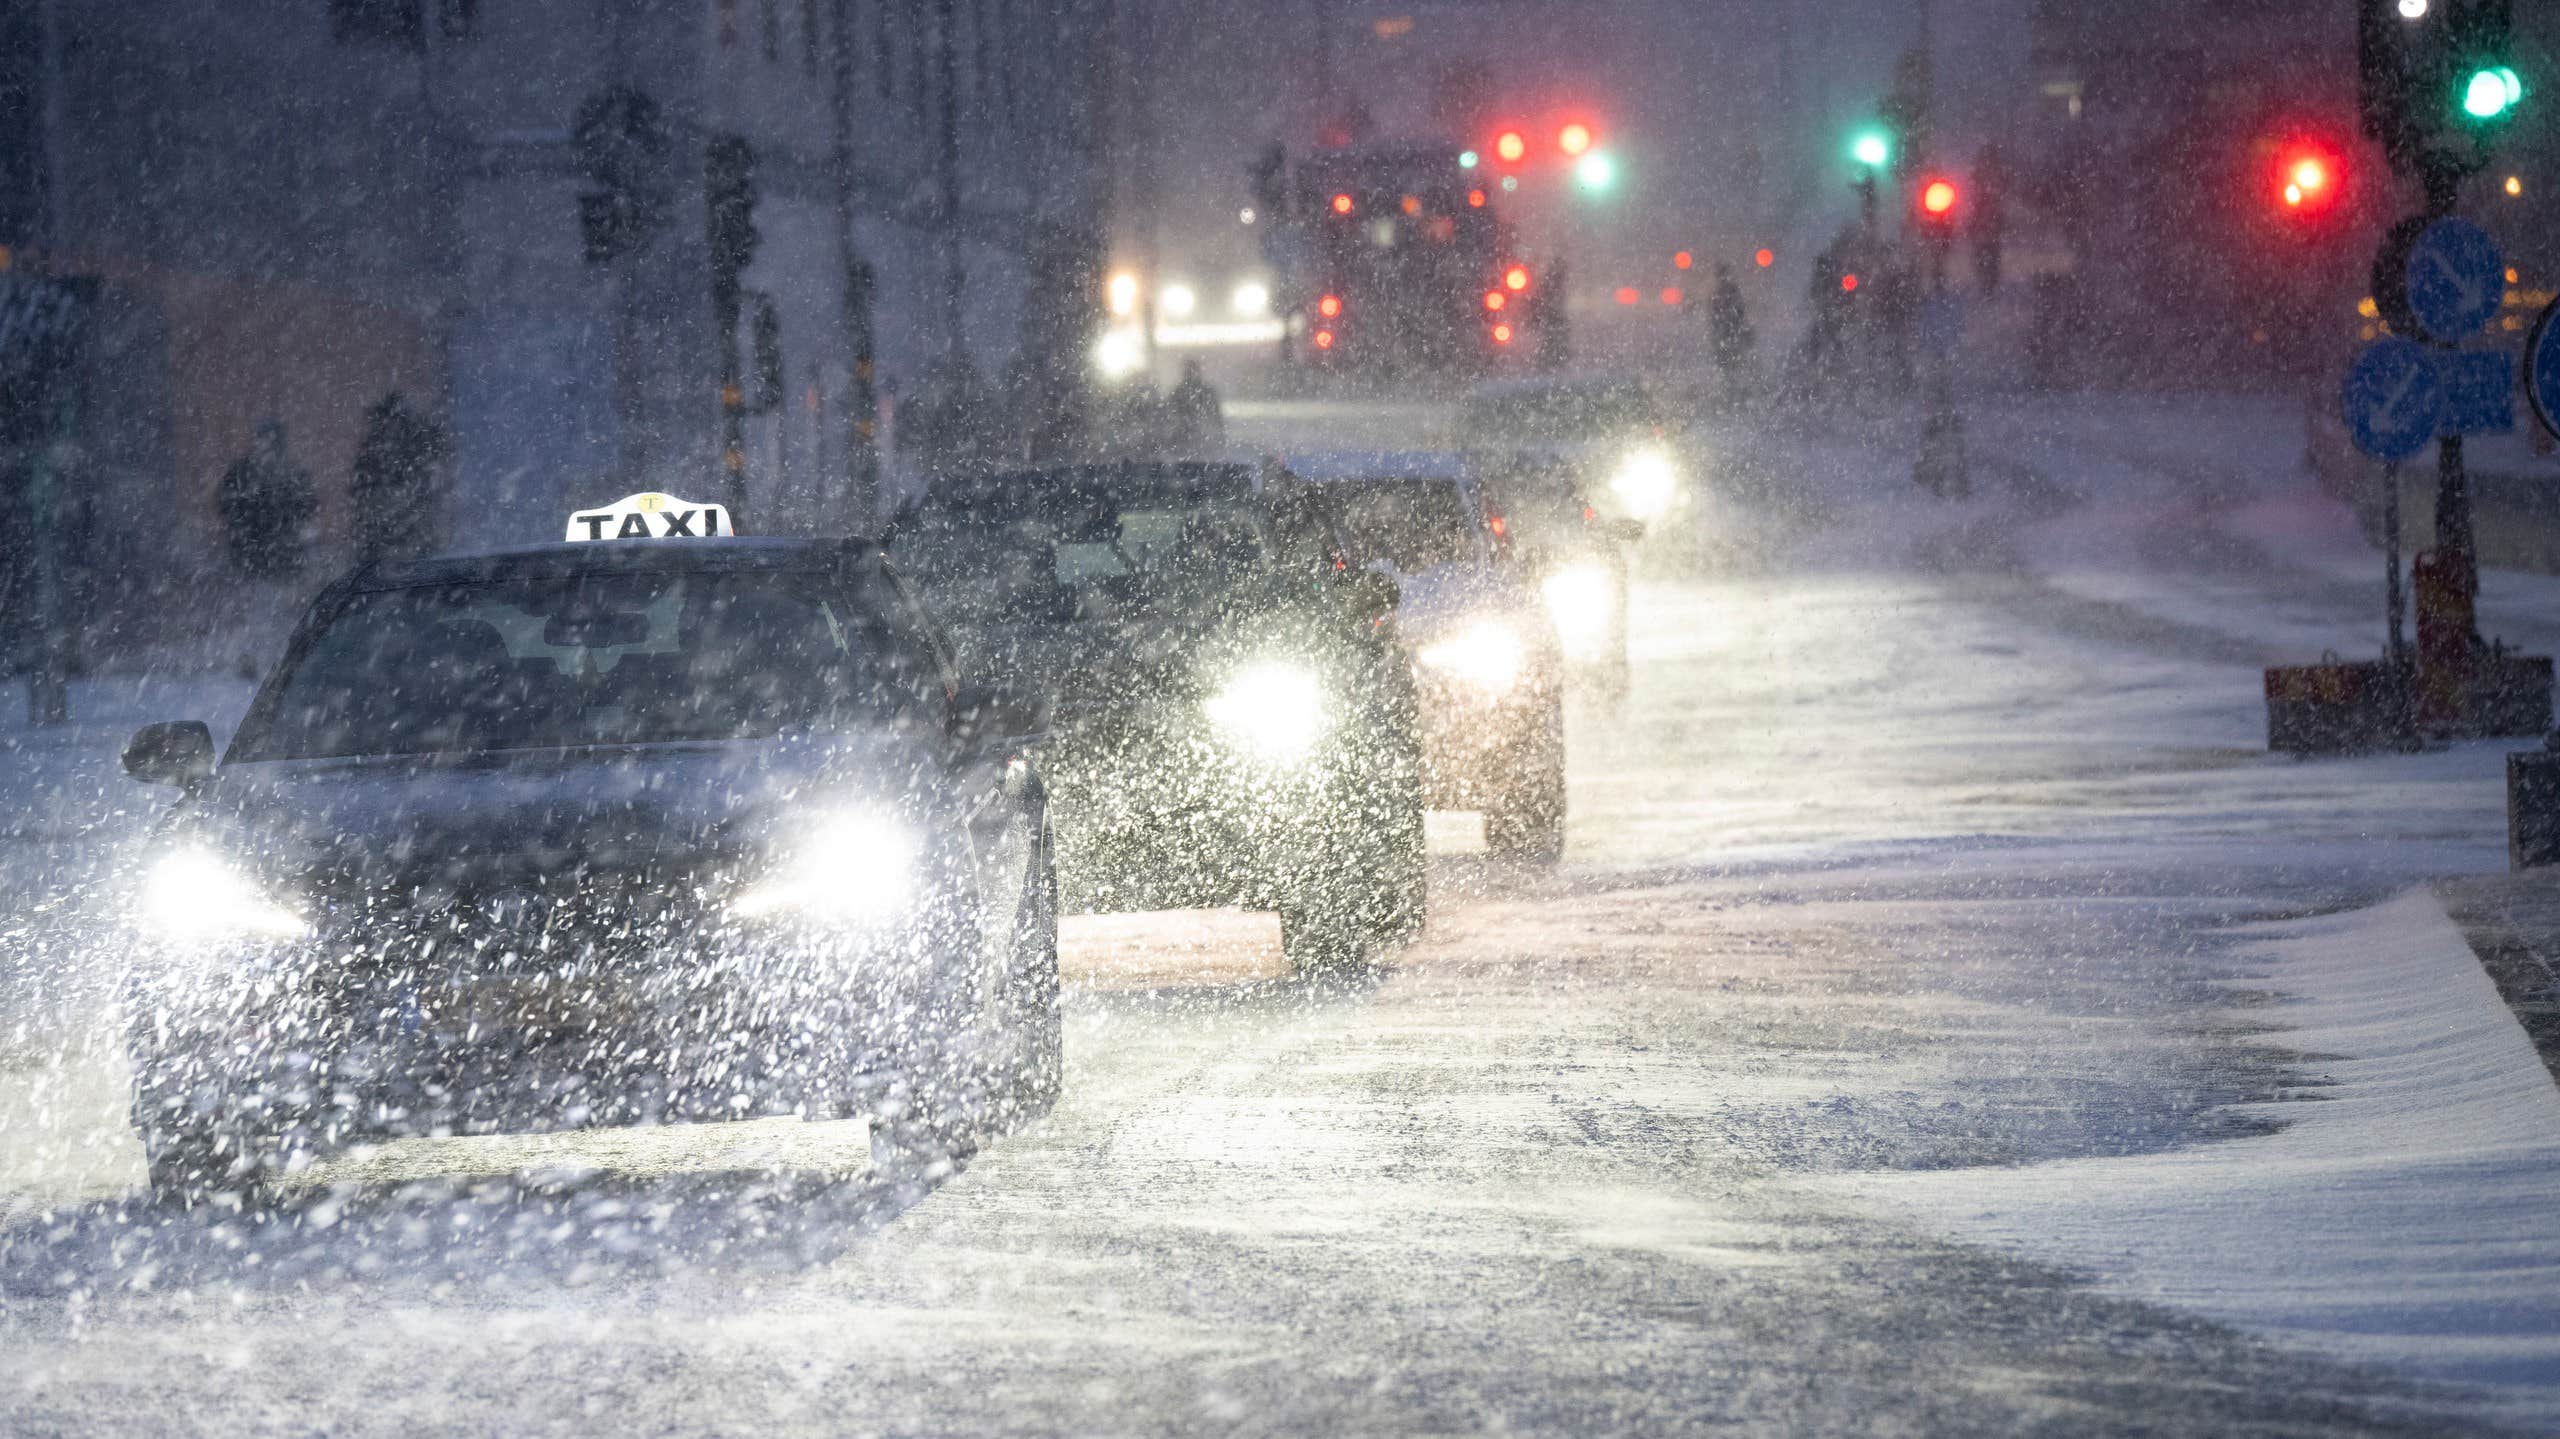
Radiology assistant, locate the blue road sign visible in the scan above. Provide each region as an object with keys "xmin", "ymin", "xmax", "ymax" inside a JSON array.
[
  {"xmin": 2404, "ymin": 218, "xmax": 2506, "ymax": 344},
  {"xmin": 2441, "ymin": 350, "xmax": 2515, "ymax": 436},
  {"xmin": 2341, "ymin": 337, "xmax": 2444, "ymax": 462},
  {"xmin": 2527, "ymin": 296, "xmax": 2560, "ymax": 439}
]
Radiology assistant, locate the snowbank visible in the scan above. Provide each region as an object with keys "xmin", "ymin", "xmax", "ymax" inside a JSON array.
[{"xmin": 1819, "ymin": 890, "xmax": 2560, "ymax": 1431}]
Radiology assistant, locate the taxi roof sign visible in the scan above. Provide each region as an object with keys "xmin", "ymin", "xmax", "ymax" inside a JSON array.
[{"xmin": 567, "ymin": 492, "xmax": 735, "ymax": 542}]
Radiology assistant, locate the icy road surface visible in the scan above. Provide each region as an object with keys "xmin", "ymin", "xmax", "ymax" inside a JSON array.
[{"xmin": 4, "ymin": 395, "xmax": 2558, "ymax": 1436}]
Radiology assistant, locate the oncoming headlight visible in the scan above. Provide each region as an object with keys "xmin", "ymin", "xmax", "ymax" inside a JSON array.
[
  {"xmin": 138, "ymin": 848, "xmax": 308, "ymax": 943},
  {"xmin": 1418, "ymin": 621, "xmax": 1525, "ymax": 693},
  {"xmin": 1204, "ymin": 662, "xmax": 1328, "ymax": 762},
  {"xmin": 734, "ymin": 810, "xmax": 922, "ymax": 925},
  {"xmin": 1540, "ymin": 566, "xmax": 1615, "ymax": 658},
  {"xmin": 1610, "ymin": 448, "xmax": 1680, "ymax": 522}
]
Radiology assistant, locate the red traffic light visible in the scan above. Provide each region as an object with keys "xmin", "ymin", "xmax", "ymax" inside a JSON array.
[
  {"xmin": 1330, "ymin": 192, "xmax": 1355, "ymax": 215},
  {"xmin": 1921, "ymin": 179, "xmax": 1959, "ymax": 217},
  {"xmin": 1494, "ymin": 131, "xmax": 1527, "ymax": 164},
  {"xmin": 1755, "ymin": 248, "xmax": 1775, "ymax": 268},
  {"xmin": 1558, "ymin": 123, "xmax": 1595, "ymax": 157},
  {"xmin": 1503, "ymin": 265, "xmax": 1531, "ymax": 293},
  {"xmin": 1841, "ymin": 273, "xmax": 1860, "ymax": 293},
  {"xmin": 2279, "ymin": 150, "xmax": 2337, "ymax": 211},
  {"xmin": 1491, "ymin": 322, "xmax": 1515, "ymax": 344},
  {"xmin": 1318, "ymin": 293, "xmax": 1343, "ymax": 318}
]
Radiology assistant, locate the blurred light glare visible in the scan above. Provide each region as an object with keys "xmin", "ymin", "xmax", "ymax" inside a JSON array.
[
  {"xmin": 1610, "ymin": 449, "xmax": 1680, "ymax": 521},
  {"xmin": 1106, "ymin": 271, "xmax": 1139, "ymax": 316},
  {"xmin": 1852, "ymin": 132, "xmax": 1891, "ymax": 168},
  {"xmin": 1504, "ymin": 265, "xmax": 1530, "ymax": 292},
  {"xmin": 1239, "ymin": 206, "xmax": 1257, "ymax": 225},
  {"xmin": 2397, "ymin": 0, "xmax": 2427, "ymax": 16},
  {"xmin": 141, "ymin": 850, "xmax": 308, "ymax": 942},
  {"xmin": 1231, "ymin": 280, "xmax": 1270, "ymax": 315},
  {"xmin": 1495, "ymin": 131, "xmax": 1527, "ymax": 163},
  {"xmin": 1541, "ymin": 567, "xmax": 1615, "ymax": 658},
  {"xmin": 2506, "ymin": 175, "xmax": 2524, "ymax": 197},
  {"xmin": 1420, "ymin": 622, "xmax": 1525, "ymax": 692},
  {"xmin": 1095, "ymin": 327, "xmax": 1145, "ymax": 378},
  {"xmin": 735, "ymin": 812, "xmax": 920, "ymax": 923},
  {"xmin": 1205, "ymin": 663, "xmax": 1327, "ymax": 760},
  {"xmin": 1574, "ymin": 152, "xmax": 1618, "ymax": 192},
  {"xmin": 1160, "ymin": 283, "xmax": 1197, "ymax": 317}
]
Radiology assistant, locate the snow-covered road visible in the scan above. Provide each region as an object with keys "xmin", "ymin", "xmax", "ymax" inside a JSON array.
[{"xmin": 3, "ymin": 394, "xmax": 2556, "ymax": 1435}]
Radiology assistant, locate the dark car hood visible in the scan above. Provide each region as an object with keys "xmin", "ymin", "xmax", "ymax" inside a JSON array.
[{"xmin": 174, "ymin": 728, "xmax": 945, "ymax": 894}]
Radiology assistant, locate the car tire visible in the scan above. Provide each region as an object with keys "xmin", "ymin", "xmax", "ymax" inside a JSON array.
[
  {"xmin": 1280, "ymin": 900, "xmax": 1366, "ymax": 973},
  {"xmin": 1485, "ymin": 699, "xmax": 1566, "ymax": 864},
  {"xmin": 1003, "ymin": 847, "xmax": 1065, "ymax": 1119}
]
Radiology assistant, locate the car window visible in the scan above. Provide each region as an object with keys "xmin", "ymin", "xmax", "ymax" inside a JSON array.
[
  {"xmin": 894, "ymin": 499, "xmax": 1282, "ymax": 623},
  {"xmin": 1326, "ymin": 480, "xmax": 1480, "ymax": 573},
  {"xmin": 235, "ymin": 571, "xmax": 924, "ymax": 759}
]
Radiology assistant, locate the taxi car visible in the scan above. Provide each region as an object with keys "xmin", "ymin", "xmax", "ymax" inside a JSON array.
[
  {"xmin": 118, "ymin": 494, "xmax": 1057, "ymax": 1201},
  {"xmin": 887, "ymin": 462, "xmax": 1425, "ymax": 970},
  {"xmin": 1293, "ymin": 455, "xmax": 1568, "ymax": 861}
]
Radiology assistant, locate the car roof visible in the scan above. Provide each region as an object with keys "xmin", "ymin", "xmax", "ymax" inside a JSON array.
[
  {"xmin": 1284, "ymin": 450, "xmax": 1474, "ymax": 484},
  {"xmin": 916, "ymin": 461, "xmax": 1267, "ymax": 518},
  {"xmin": 353, "ymin": 537, "xmax": 870, "ymax": 592}
]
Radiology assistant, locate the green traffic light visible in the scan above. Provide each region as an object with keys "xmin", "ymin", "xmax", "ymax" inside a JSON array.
[
  {"xmin": 1575, "ymin": 151, "xmax": 1618, "ymax": 193},
  {"xmin": 2462, "ymin": 65, "xmax": 2522, "ymax": 120},
  {"xmin": 1851, "ymin": 131, "xmax": 1891, "ymax": 168},
  {"xmin": 1458, "ymin": 149, "xmax": 1479, "ymax": 170}
]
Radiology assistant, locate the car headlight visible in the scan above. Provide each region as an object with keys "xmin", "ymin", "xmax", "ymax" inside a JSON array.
[
  {"xmin": 1418, "ymin": 620, "xmax": 1525, "ymax": 693},
  {"xmin": 1204, "ymin": 662, "xmax": 1328, "ymax": 762},
  {"xmin": 138, "ymin": 848, "xmax": 309, "ymax": 943},
  {"xmin": 733, "ymin": 809, "xmax": 922, "ymax": 924},
  {"xmin": 1540, "ymin": 566, "xmax": 1616, "ymax": 658},
  {"xmin": 1610, "ymin": 448, "xmax": 1680, "ymax": 522}
]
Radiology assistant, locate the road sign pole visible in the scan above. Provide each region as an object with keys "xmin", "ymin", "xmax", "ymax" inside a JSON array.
[{"xmin": 2385, "ymin": 461, "xmax": 2407, "ymax": 665}]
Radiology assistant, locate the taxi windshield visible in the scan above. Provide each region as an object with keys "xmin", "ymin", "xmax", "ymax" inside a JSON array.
[
  {"xmin": 236, "ymin": 570, "xmax": 912, "ymax": 759},
  {"xmin": 1322, "ymin": 480, "xmax": 1477, "ymax": 573},
  {"xmin": 892, "ymin": 499, "xmax": 1279, "ymax": 624}
]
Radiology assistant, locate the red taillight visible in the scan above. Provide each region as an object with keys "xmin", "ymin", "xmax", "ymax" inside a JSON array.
[
  {"xmin": 1660, "ymin": 287, "xmax": 1683, "ymax": 306},
  {"xmin": 1755, "ymin": 248, "xmax": 1775, "ymax": 268},
  {"xmin": 1491, "ymin": 322, "xmax": 1514, "ymax": 344},
  {"xmin": 1841, "ymin": 273, "xmax": 1860, "ymax": 293},
  {"xmin": 1673, "ymin": 250, "xmax": 1693, "ymax": 270},
  {"xmin": 1503, "ymin": 265, "xmax": 1530, "ymax": 293},
  {"xmin": 1484, "ymin": 291, "xmax": 1506, "ymax": 311},
  {"xmin": 1582, "ymin": 504, "xmax": 1596, "ymax": 521},
  {"xmin": 1614, "ymin": 286, "xmax": 1638, "ymax": 305},
  {"xmin": 1488, "ymin": 514, "xmax": 1507, "ymax": 538},
  {"xmin": 1331, "ymin": 193, "xmax": 1355, "ymax": 215}
]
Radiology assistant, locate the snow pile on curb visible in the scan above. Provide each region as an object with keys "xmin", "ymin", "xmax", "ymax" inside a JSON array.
[{"xmin": 1818, "ymin": 890, "xmax": 2560, "ymax": 1432}]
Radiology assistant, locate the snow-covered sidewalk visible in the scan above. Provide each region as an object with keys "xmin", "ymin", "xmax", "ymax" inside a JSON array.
[{"xmin": 1817, "ymin": 889, "xmax": 2560, "ymax": 1432}]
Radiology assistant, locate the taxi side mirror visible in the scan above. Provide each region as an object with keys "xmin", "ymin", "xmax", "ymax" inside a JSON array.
[
  {"xmin": 1344, "ymin": 569, "xmax": 1399, "ymax": 620},
  {"xmin": 123, "ymin": 721, "xmax": 215, "ymax": 788},
  {"xmin": 949, "ymin": 685, "xmax": 1050, "ymax": 753}
]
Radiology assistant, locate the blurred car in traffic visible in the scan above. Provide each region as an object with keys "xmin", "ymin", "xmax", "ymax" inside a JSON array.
[
  {"xmin": 1470, "ymin": 447, "xmax": 1643, "ymax": 706},
  {"xmin": 889, "ymin": 462, "xmax": 1426, "ymax": 969},
  {"xmin": 1459, "ymin": 373, "xmax": 1694, "ymax": 529},
  {"xmin": 118, "ymin": 495, "xmax": 1059, "ymax": 1203},
  {"xmin": 1293, "ymin": 454, "xmax": 1569, "ymax": 862}
]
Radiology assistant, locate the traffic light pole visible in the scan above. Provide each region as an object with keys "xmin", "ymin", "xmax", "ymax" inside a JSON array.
[{"xmin": 2420, "ymin": 157, "xmax": 2478, "ymax": 630}]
